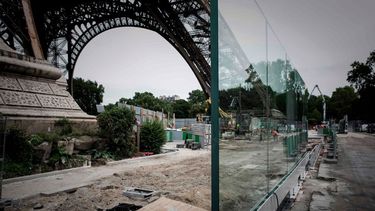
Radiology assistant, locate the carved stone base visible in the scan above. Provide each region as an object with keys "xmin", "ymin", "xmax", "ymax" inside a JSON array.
[
  {"xmin": 5, "ymin": 117, "xmax": 97, "ymax": 134},
  {"xmin": 0, "ymin": 41, "xmax": 96, "ymax": 133}
]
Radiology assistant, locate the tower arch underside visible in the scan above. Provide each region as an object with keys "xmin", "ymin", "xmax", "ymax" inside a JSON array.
[
  {"xmin": 44, "ymin": 1, "xmax": 211, "ymax": 97},
  {"xmin": 66, "ymin": 19, "xmax": 210, "ymax": 97}
]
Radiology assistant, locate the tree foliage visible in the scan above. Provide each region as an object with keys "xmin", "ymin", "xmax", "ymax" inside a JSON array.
[
  {"xmin": 307, "ymin": 95, "xmax": 329, "ymax": 123},
  {"xmin": 309, "ymin": 109, "xmax": 322, "ymax": 125},
  {"xmin": 5, "ymin": 128, "xmax": 33, "ymax": 164},
  {"xmin": 187, "ymin": 89, "xmax": 207, "ymax": 117},
  {"xmin": 73, "ymin": 77, "xmax": 105, "ymax": 115},
  {"xmin": 119, "ymin": 92, "xmax": 172, "ymax": 114},
  {"xmin": 119, "ymin": 91, "xmax": 208, "ymax": 118},
  {"xmin": 4, "ymin": 128, "xmax": 33, "ymax": 178},
  {"xmin": 347, "ymin": 50, "xmax": 375, "ymax": 120},
  {"xmin": 97, "ymin": 107, "xmax": 136, "ymax": 158},
  {"xmin": 172, "ymin": 99, "xmax": 191, "ymax": 118},
  {"xmin": 330, "ymin": 86, "xmax": 357, "ymax": 119},
  {"xmin": 307, "ymin": 86, "xmax": 359, "ymax": 123},
  {"xmin": 187, "ymin": 89, "xmax": 206, "ymax": 104},
  {"xmin": 140, "ymin": 120, "xmax": 166, "ymax": 154}
]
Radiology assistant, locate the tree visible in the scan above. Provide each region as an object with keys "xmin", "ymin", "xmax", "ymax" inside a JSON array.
[
  {"xmin": 187, "ymin": 89, "xmax": 206, "ymax": 104},
  {"xmin": 309, "ymin": 109, "xmax": 322, "ymax": 125},
  {"xmin": 127, "ymin": 92, "xmax": 158, "ymax": 110},
  {"xmin": 97, "ymin": 107, "xmax": 136, "ymax": 158},
  {"xmin": 274, "ymin": 93, "xmax": 287, "ymax": 114},
  {"xmin": 347, "ymin": 50, "xmax": 375, "ymax": 120},
  {"xmin": 123, "ymin": 92, "xmax": 172, "ymax": 114},
  {"xmin": 187, "ymin": 89, "xmax": 206, "ymax": 117},
  {"xmin": 172, "ymin": 99, "xmax": 191, "ymax": 118},
  {"xmin": 140, "ymin": 120, "xmax": 166, "ymax": 154},
  {"xmin": 347, "ymin": 63, "xmax": 374, "ymax": 92},
  {"xmin": 73, "ymin": 77, "xmax": 104, "ymax": 115},
  {"xmin": 330, "ymin": 86, "xmax": 357, "ymax": 119},
  {"xmin": 307, "ymin": 95, "xmax": 326, "ymax": 123},
  {"xmin": 219, "ymin": 87, "xmax": 264, "ymax": 112}
]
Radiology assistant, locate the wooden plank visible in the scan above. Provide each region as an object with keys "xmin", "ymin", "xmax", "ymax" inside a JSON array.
[{"xmin": 139, "ymin": 197, "xmax": 207, "ymax": 211}]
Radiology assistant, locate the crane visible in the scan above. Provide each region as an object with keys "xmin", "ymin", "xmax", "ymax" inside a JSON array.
[{"xmin": 308, "ymin": 85, "xmax": 326, "ymax": 123}]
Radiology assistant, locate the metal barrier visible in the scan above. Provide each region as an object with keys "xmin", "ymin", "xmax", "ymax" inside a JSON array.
[
  {"xmin": 252, "ymin": 143, "xmax": 321, "ymax": 211},
  {"xmin": 309, "ymin": 143, "xmax": 322, "ymax": 169}
]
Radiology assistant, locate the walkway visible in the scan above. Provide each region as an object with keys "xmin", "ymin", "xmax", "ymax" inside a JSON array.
[
  {"xmin": 292, "ymin": 132, "xmax": 375, "ymax": 210},
  {"xmin": 3, "ymin": 142, "xmax": 209, "ymax": 200}
]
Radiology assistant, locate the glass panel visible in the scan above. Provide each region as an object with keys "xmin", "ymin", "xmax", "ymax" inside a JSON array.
[
  {"xmin": 219, "ymin": 1, "xmax": 268, "ymax": 210},
  {"xmin": 266, "ymin": 24, "xmax": 289, "ymax": 187},
  {"xmin": 286, "ymin": 65, "xmax": 309, "ymax": 172},
  {"xmin": 218, "ymin": 1, "xmax": 309, "ymax": 210}
]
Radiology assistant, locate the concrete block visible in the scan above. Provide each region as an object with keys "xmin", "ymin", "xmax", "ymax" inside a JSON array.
[{"xmin": 73, "ymin": 136, "xmax": 97, "ymax": 151}]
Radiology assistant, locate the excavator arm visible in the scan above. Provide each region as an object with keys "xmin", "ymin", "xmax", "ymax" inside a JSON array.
[
  {"xmin": 205, "ymin": 98, "xmax": 232, "ymax": 119},
  {"xmin": 308, "ymin": 85, "xmax": 326, "ymax": 123}
]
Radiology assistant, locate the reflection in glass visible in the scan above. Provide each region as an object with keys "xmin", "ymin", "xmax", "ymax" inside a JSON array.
[{"xmin": 218, "ymin": 1, "xmax": 308, "ymax": 210}]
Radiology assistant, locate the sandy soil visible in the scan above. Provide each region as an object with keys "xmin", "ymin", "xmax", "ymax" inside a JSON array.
[
  {"xmin": 5, "ymin": 143, "xmax": 211, "ymax": 211},
  {"xmin": 219, "ymin": 137, "xmax": 295, "ymax": 210}
]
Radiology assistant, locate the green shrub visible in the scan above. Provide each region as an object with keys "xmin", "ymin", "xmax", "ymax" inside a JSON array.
[
  {"xmin": 5, "ymin": 128, "xmax": 33, "ymax": 163},
  {"xmin": 49, "ymin": 147, "xmax": 71, "ymax": 165},
  {"xmin": 92, "ymin": 149, "xmax": 114, "ymax": 160},
  {"xmin": 97, "ymin": 107, "xmax": 136, "ymax": 158},
  {"xmin": 37, "ymin": 132, "xmax": 60, "ymax": 143},
  {"xmin": 28, "ymin": 132, "xmax": 59, "ymax": 146},
  {"xmin": 3, "ymin": 161, "xmax": 32, "ymax": 179},
  {"xmin": 29, "ymin": 134, "xmax": 44, "ymax": 146},
  {"xmin": 55, "ymin": 118, "xmax": 73, "ymax": 135},
  {"xmin": 4, "ymin": 128, "xmax": 33, "ymax": 178},
  {"xmin": 140, "ymin": 120, "xmax": 166, "ymax": 154}
]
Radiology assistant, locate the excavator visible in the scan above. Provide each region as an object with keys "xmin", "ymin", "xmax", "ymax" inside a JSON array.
[
  {"xmin": 197, "ymin": 98, "xmax": 234, "ymax": 131},
  {"xmin": 204, "ymin": 98, "xmax": 232, "ymax": 119}
]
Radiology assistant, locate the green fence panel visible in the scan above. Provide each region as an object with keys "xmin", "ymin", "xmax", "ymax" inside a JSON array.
[
  {"xmin": 166, "ymin": 131, "xmax": 173, "ymax": 142},
  {"xmin": 194, "ymin": 135, "xmax": 200, "ymax": 142}
]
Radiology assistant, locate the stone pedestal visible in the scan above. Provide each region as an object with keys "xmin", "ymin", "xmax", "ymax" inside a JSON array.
[{"xmin": 0, "ymin": 40, "xmax": 96, "ymax": 133}]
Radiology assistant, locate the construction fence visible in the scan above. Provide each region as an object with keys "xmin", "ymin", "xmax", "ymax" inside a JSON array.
[{"xmin": 118, "ymin": 103, "xmax": 169, "ymax": 128}]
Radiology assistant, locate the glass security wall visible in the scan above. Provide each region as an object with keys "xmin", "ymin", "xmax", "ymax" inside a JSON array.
[{"xmin": 218, "ymin": 1, "xmax": 308, "ymax": 210}]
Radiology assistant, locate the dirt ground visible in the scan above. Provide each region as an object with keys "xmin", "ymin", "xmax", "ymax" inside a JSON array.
[
  {"xmin": 291, "ymin": 132, "xmax": 375, "ymax": 211},
  {"xmin": 219, "ymin": 136, "xmax": 298, "ymax": 211},
  {"xmin": 10, "ymin": 131, "xmax": 373, "ymax": 211},
  {"xmin": 5, "ymin": 145, "xmax": 211, "ymax": 211}
]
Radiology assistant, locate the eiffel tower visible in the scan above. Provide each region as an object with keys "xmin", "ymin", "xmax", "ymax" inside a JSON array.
[{"xmin": 0, "ymin": 0, "xmax": 211, "ymax": 96}]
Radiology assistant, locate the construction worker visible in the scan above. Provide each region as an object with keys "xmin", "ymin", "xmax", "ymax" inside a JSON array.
[{"xmin": 272, "ymin": 129, "xmax": 279, "ymax": 141}]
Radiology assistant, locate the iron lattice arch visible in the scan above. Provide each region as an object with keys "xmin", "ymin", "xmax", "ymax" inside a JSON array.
[{"xmin": 0, "ymin": 0, "xmax": 211, "ymax": 97}]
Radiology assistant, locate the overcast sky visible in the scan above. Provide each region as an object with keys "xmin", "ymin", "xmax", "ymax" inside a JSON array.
[
  {"xmin": 75, "ymin": 28, "xmax": 201, "ymax": 104},
  {"xmin": 220, "ymin": 0, "xmax": 375, "ymax": 96},
  {"xmin": 75, "ymin": 1, "xmax": 375, "ymax": 104}
]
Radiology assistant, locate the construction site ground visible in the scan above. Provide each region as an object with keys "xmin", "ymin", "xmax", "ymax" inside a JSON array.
[
  {"xmin": 4, "ymin": 132, "xmax": 375, "ymax": 211},
  {"xmin": 291, "ymin": 132, "xmax": 375, "ymax": 211},
  {"xmin": 3, "ymin": 141, "xmax": 211, "ymax": 211},
  {"xmin": 219, "ymin": 136, "xmax": 293, "ymax": 210}
]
